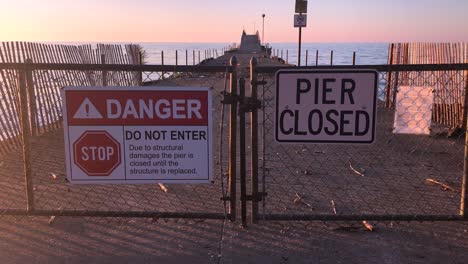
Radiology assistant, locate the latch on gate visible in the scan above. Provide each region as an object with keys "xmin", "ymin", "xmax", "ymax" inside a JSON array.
[
  {"xmin": 239, "ymin": 97, "xmax": 261, "ymax": 113},
  {"xmin": 243, "ymin": 192, "xmax": 267, "ymax": 202},
  {"xmin": 221, "ymin": 91, "xmax": 239, "ymax": 105}
]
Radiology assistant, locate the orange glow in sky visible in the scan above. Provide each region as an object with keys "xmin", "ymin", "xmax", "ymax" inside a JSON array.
[{"xmin": 0, "ymin": 0, "xmax": 466, "ymax": 43}]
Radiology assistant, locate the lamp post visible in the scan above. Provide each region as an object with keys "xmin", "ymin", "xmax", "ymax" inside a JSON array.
[{"xmin": 262, "ymin": 14, "xmax": 265, "ymax": 45}]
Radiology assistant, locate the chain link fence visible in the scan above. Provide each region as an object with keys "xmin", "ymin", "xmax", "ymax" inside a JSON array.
[
  {"xmin": 0, "ymin": 63, "xmax": 236, "ymax": 220},
  {"xmin": 250, "ymin": 63, "xmax": 468, "ymax": 221}
]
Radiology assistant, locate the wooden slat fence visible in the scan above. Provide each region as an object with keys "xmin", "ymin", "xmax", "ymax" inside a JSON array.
[
  {"xmin": 0, "ymin": 42, "xmax": 142, "ymax": 155},
  {"xmin": 386, "ymin": 43, "xmax": 468, "ymax": 129}
]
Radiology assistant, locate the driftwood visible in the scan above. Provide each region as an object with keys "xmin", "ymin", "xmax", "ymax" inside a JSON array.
[
  {"xmin": 158, "ymin": 183, "xmax": 168, "ymax": 193},
  {"xmin": 425, "ymin": 178, "xmax": 458, "ymax": 192},
  {"xmin": 293, "ymin": 193, "xmax": 313, "ymax": 210},
  {"xmin": 348, "ymin": 160, "xmax": 365, "ymax": 177}
]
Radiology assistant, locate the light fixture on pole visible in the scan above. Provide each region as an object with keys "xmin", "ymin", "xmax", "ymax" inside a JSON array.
[{"xmin": 262, "ymin": 14, "xmax": 265, "ymax": 45}]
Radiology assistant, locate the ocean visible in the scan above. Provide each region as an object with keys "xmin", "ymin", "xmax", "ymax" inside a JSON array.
[{"xmin": 138, "ymin": 42, "xmax": 389, "ymax": 66}]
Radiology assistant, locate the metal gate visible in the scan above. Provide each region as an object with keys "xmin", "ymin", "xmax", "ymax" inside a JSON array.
[
  {"xmin": 0, "ymin": 59, "xmax": 239, "ymax": 220},
  {"xmin": 241, "ymin": 59, "xmax": 468, "ymax": 225},
  {"xmin": 2, "ymin": 57, "xmax": 468, "ymax": 225}
]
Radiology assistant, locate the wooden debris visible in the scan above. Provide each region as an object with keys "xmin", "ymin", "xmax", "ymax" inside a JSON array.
[
  {"xmin": 48, "ymin": 216, "xmax": 57, "ymax": 225},
  {"xmin": 348, "ymin": 160, "xmax": 365, "ymax": 177},
  {"xmin": 362, "ymin": 220, "xmax": 374, "ymax": 231},
  {"xmin": 293, "ymin": 193, "xmax": 313, "ymax": 209},
  {"xmin": 158, "ymin": 183, "xmax": 168, "ymax": 193},
  {"xmin": 425, "ymin": 178, "xmax": 458, "ymax": 192},
  {"xmin": 331, "ymin": 200, "xmax": 337, "ymax": 215}
]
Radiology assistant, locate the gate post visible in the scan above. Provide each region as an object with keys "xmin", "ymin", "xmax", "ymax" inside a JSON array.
[
  {"xmin": 228, "ymin": 56, "xmax": 238, "ymax": 221},
  {"xmin": 250, "ymin": 57, "xmax": 259, "ymax": 223},
  {"xmin": 18, "ymin": 68, "xmax": 34, "ymax": 212},
  {"xmin": 461, "ymin": 74, "xmax": 468, "ymax": 218},
  {"xmin": 239, "ymin": 78, "xmax": 247, "ymax": 227}
]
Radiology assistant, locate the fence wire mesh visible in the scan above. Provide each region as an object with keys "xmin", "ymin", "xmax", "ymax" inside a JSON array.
[
  {"xmin": 255, "ymin": 68, "xmax": 467, "ymax": 220},
  {"xmin": 0, "ymin": 65, "xmax": 232, "ymax": 219}
]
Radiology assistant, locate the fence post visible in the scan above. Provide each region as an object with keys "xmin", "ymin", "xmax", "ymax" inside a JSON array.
[
  {"xmin": 330, "ymin": 50, "xmax": 333, "ymax": 65},
  {"xmin": 239, "ymin": 77, "xmax": 247, "ymax": 227},
  {"xmin": 101, "ymin": 54, "xmax": 107, "ymax": 86},
  {"xmin": 18, "ymin": 68, "xmax": 34, "ymax": 212},
  {"xmin": 186, "ymin": 49, "xmax": 188, "ymax": 65},
  {"xmin": 137, "ymin": 51, "xmax": 143, "ymax": 85},
  {"xmin": 25, "ymin": 59, "xmax": 36, "ymax": 136},
  {"xmin": 228, "ymin": 56, "xmax": 238, "ymax": 222},
  {"xmin": 462, "ymin": 76, "xmax": 468, "ymax": 218},
  {"xmin": 250, "ymin": 57, "xmax": 259, "ymax": 223},
  {"xmin": 198, "ymin": 50, "xmax": 201, "ymax": 64},
  {"xmin": 386, "ymin": 43, "xmax": 395, "ymax": 108},
  {"xmin": 175, "ymin": 50, "xmax": 178, "ymax": 66},
  {"xmin": 316, "ymin": 50, "xmax": 319, "ymax": 66},
  {"xmin": 286, "ymin": 50, "xmax": 289, "ymax": 64},
  {"xmin": 161, "ymin": 51, "xmax": 165, "ymax": 80},
  {"xmin": 305, "ymin": 50, "xmax": 308, "ymax": 66},
  {"xmin": 193, "ymin": 50, "xmax": 195, "ymax": 65},
  {"xmin": 352, "ymin": 51, "xmax": 356, "ymax": 65}
]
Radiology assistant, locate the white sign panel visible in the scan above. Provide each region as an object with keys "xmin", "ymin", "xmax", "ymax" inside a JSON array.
[
  {"xmin": 62, "ymin": 86, "xmax": 213, "ymax": 184},
  {"xmin": 276, "ymin": 70, "xmax": 378, "ymax": 143},
  {"xmin": 294, "ymin": 14, "xmax": 307, "ymax": 27},
  {"xmin": 393, "ymin": 86, "xmax": 434, "ymax": 135}
]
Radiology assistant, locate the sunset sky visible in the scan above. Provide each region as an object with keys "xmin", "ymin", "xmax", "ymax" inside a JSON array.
[{"xmin": 0, "ymin": 0, "xmax": 467, "ymax": 43}]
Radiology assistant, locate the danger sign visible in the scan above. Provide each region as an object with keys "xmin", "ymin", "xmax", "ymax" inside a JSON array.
[
  {"xmin": 275, "ymin": 70, "xmax": 378, "ymax": 143},
  {"xmin": 62, "ymin": 86, "xmax": 213, "ymax": 184}
]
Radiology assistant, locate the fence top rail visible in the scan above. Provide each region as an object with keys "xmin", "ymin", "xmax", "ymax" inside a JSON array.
[
  {"xmin": 0, "ymin": 63, "xmax": 233, "ymax": 73},
  {"xmin": 255, "ymin": 63, "xmax": 468, "ymax": 73}
]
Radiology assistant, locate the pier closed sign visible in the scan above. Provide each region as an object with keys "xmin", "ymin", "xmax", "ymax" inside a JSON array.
[
  {"xmin": 62, "ymin": 86, "xmax": 213, "ymax": 184},
  {"xmin": 275, "ymin": 70, "xmax": 378, "ymax": 143}
]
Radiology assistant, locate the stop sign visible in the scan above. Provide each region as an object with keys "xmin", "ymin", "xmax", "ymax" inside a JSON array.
[{"xmin": 73, "ymin": 131, "xmax": 121, "ymax": 176}]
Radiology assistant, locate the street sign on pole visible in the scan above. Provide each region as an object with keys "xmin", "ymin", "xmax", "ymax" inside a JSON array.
[
  {"xmin": 295, "ymin": 0, "xmax": 308, "ymax": 13},
  {"xmin": 62, "ymin": 86, "xmax": 213, "ymax": 184},
  {"xmin": 275, "ymin": 70, "xmax": 378, "ymax": 143},
  {"xmin": 294, "ymin": 14, "xmax": 307, "ymax": 27}
]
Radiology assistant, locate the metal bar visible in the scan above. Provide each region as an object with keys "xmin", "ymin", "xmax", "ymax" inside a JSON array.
[
  {"xmin": 0, "ymin": 63, "xmax": 233, "ymax": 72},
  {"xmin": 305, "ymin": 50, "xmax": 308, "ymax": 66},
  {"xmin": 0, "ymin": 209, "xmax": 227, "ymax": 219},
  {"xmin": 462, "ymin": 75, "xmax": 468, "ymax": 218},
  {"xmin": 18, "ymin": 69, "xmax": 34, "ymax": 211},
  {"xmin": 258, "ymin": 214, "xmax": 467, "ymax": 221},
  {"xmin": 239, "ymin": 77, "xmax": 247, "ymax": 227},
  {"xmin": 330, "ymin": 50, "xmax": 333, "ymax": 65},
  {"xmin": 352, "ymin": 51, "xmax": 356, "ymax": 65},
  {"xmin": 228, "ymin": 56, "xmax": 238, "ymax": 222},
  {"xmin": 298, "ymin": 27, "xmax": 302, "ymax": 66},
  {"xmin": 253, "ymin": 63, "xmax": 468, "ymax": 73},
  {"xmin": 250, "ymin": 57, "xmax": 259, "ymax": 224}
]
